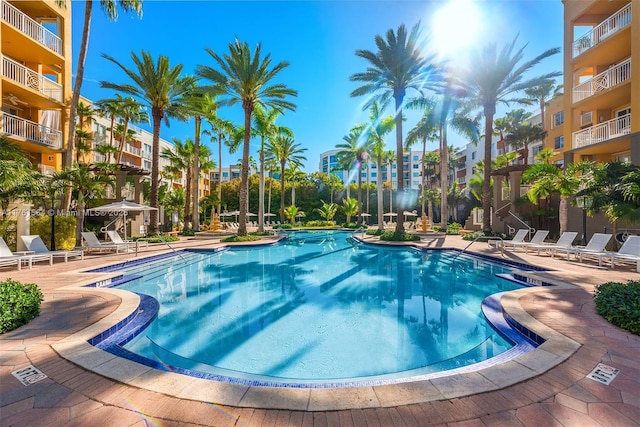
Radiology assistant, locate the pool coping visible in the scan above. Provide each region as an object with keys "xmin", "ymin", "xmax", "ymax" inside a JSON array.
[{"xmin": 50, "ymin": 238, "xmax": 582, "ymax": 411}]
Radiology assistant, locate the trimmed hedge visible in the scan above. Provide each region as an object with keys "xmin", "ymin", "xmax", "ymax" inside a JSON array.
[
  {"xmin": 30, "ymin": 215, "xmax": 76, "ymax": 250},
  {"xmin": 0, "ymin": 279, "xmax": 44, "ymax": 334},
  {"xmin": 594, "ymin": 280, "xmax": 640, "ymax": 335}
]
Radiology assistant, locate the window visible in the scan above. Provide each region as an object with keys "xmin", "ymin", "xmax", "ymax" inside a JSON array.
[
  {"xmin": 223, "ymin": 172, "xmax": 229, "ymax": 178},
  {"xmin": 413, "ymin": 181, "xmax": 419, "ymax": 186},
  {"xmin": 413, "ymin": 155, "xmax": 419, "ymax": 161},
  {"xmin": 471, "ymin": 152, "xmax": 476, "ymax": 160},
  {"xmin": 392, "ymin": 172, "xmax": 396, "ymax": 178},
  {"xmin": 371, "ymin": 172, "xmax": 377, "ymax": 178},
  {"xmin": 329, "ymin": 155, "xmax": 336, "ymax": 162},
  {"xmin": 553, "ymin": 111, "xmax": 564, "ymax": 127},
  {"xmin": 413, "ymin": 164, "xmax": 419, "ymax": 169},
  {"xmin": 413, "ymin": 172, "xmax": 419, "ymax": 177},
  {"xmin": 532, "ymin": 145, "xmax": 543, "ymax": 157},
  {"xmin": 554, "ymin": 136, "xmax": 564, "ymax": 149}
]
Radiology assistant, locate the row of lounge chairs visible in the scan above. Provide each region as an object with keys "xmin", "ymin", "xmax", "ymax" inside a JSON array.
[
  {"xmin": 0, "ymin": 231, "xmax": 149, "ymax": 270},
  {"xmin": 493, "ymin": 229, "xmax": 640, "ymax": 272}
]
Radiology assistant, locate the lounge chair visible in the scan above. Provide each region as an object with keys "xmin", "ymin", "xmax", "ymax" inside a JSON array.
[
  {"xmin": 106, "ymin": 230, "xmax": 148, "ymax": 249},
  {"xmin": 524, "ymin": 231, "xmax": 578, "ymax": 256},
  {"xmin": 606, "ymin": 235, "xmax": 640, "ymax": 272},
  {"xmin": 21, "ymin": 235, "xmax": 84, "ymax": 262},
  {"xmin": 0, "ymin": 237, "xmax": 52, "ymax": 269},
  {"xmin": 81, "ymin": 231, "xmax": 129, "ymax": 254},
  {"xmin": 507, "ymin": 230, "xmax": 550, "ymax": 250},
  {"xmin": 489, "ymin": 229, "xmax": 529, "ymax": 248},
  {"xmin": 554, "ymin": 233, "xmax": 612, "ymax": 263}
]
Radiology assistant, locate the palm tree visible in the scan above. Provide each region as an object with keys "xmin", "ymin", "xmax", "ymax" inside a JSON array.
[
  {"xmin": 206, "ymin": 116, "xmax": 235, "ymax": 218},
  {"xmin": 52, "ymin": 164, "xmax": 114, "ymax": 246},
  {"xmin": 524, "ymin": 80, "xmax": 563, "ymax": 135},
  {"xmin": 351, "ymin": 23, "xmax": 440, "ymax": 233},
  {"xmin": 341, "ymin": 197, "xmax": 358, "ymax": 224},
  {"xmin": 456, "ymin": 37, "xmax": 560, "ymax": 231},
  {"xmin": 100, "ymin": 50, "xmax": 196, "ymax": 235},
  {"xmin": 109, "ymin": 96, "xmax": 149, "ymax": 164},
  {"xmin": 253, "ymin": 106, "xmax": 292, "ymax": 232},
  {"xmin": 196, "ymin": 39, "xmax": 297, "ymax": 236},
  {"xmin": 365, "ymin": 102, "xmax": 395, "ymax": 231},
  {"xmin": 315, "ymin": 200, "xmax": 338, "ymax": 223},
  {"xmin": 336, "ymin": 124, "xmax": 369, "ymax": 223},
  {"xmin": 0, "ymin": 138, "xmax": 42, "ymax": 216},
  {"xmin": 265, "ymin": 134, "xmax": 307, "ymax": 223},
  {"xmin": 94, "ymin": 97, "xmax": 123, "ymax": 163},
  {"xmin": 504, "ymin": 121, "xmax": 547, "ymax": 165},
  {"xmin": 64, "ymin": 0, "xmax": 143, "ymax": 170},
  {"xmin": 181, "ymin": 92, "xmax": 218, "ymax": 231}
]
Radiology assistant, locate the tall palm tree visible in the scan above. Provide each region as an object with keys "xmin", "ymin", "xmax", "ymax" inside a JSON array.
[
  {"xmin": 504, "ymin": 121, "xmax": 547, "ymax": 165},
  {"xmin": 350, "ymin": 23, "xmax": 440, "ymax": 233},
  {"xmin": 64, "ymin": 0, "xmax": 143, "ymax": 170},
  {"xmin": 336, "ymin": 124, "xmax": 369, "ymax": 223},
  {"xmin": 101, "ymin": 50, "xmax": 196, "ymax": 235},
  {"xmin": 456, "ymin": 37, "xmax": 560, "ymax": 232},
  {"xmin": 365, "ymin": 102, "xmax": 395, "ymax": 230},
  {"xmin": 196, "ymin": 39, "xmax": 297, "ymax": 236},
  {"xmin": 109, "ymin": 96, "xmax": 149, "ymax": 164},
  {"xmin": 524, "ymin": 80, "xmax": 563, "ymax": 135},
  {"xmin": 265, "ymin": 134, "xmax": 307, "ymax": 223},
  {"xmin": 181, "ymin": 92, "xmax": 218, "ymax": 231},
  {"xmin": 94, "ymin": 97, "xmax": 124, "ymax": 163},
  {"xmin": 205, "ymin": 116, "xmax": 236, "ymax": 218},
  {"xmin": 253, "ymin": 106, "xmax": 292, "ymax": 232}
]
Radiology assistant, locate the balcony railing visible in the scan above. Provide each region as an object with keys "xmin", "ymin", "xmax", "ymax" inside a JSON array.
[
  {"xmin": 124, "ymin": 144, "xmax": 141, "ymax": 156},
  {"xmin": 1, "ymin": 1, "xmax": 62, "ymax": 55},
  {"xmin": 573, "ymin": 58, "xmax": 631, "ymax": 102},
  {"xmin": 1, "ymin": 112, "xmax": 62, "ymax": 149},
  {"xmin": 573, "ymin": 3, "xmax": 631, "ymax": 58},
  {"xmin": 573, "ymin": 113, "xmax": 631, "ymax": 148},
  {"xmin": 1, "ymin": 56, "xmax": 63, "ymax": 102}
]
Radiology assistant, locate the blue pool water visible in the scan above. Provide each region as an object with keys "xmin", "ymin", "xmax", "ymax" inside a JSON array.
[{"xmin": 106, "ymin": 230, "xmax": 532, "ymax": 384}]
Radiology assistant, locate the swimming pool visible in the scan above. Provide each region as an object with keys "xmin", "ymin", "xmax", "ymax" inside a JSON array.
[{"xmin": 89, "ymin": 230, "xmax": 540, "ymax": 386}]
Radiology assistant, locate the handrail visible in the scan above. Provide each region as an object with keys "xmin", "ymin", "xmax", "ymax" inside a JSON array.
[
  {"xmin": 162, "ymin": 241, "xmax": 188, "ymax": 263},
  {"xmin": 452, "ymin": 235, "xmax": 504, "ymax": 260},
  {"xmin": 508, "ymin": 211, "xmax": 534, "ymax": 239},
  {"xmin": 494, "ymin": 202, "xmax": 511, "ymax": 216}
]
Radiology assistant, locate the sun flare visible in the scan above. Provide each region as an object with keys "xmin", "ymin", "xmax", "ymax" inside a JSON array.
[{"xmin": 431, "ymin": 0, "xmax": 482, "ymax": 60}]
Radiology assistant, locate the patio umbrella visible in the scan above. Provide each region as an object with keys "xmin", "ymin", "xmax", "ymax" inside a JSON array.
[
  {"xmin": 383, "ymin": 212, "xmax": 397, "ymax": 217},
  {"xmin": 403, "ymin": 211, "xmax": 417, "ymax": 217},
  {"xmin": 88, "ymin": 200, "xmax": 157, "ymax": 239},
  {"xmin": 264, "ymin": 213, "xmax": 276, "ymax": 217},
  {"xmin": 361, "ymin": 213, "xmax": 371, "ymax": 217}
]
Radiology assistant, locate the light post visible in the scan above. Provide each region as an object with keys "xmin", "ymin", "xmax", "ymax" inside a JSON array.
[{"xmin": 576, "ymin": 195, "xmax": 593, "ymax": 246}]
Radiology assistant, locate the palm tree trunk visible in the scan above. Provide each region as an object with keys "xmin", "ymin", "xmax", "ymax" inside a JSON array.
[
  {"xmin": 559, "ymin": 195, "xmax": 568, "ymax": 235},
  {"xmin": 377, "ymin": 155, "xmax": 383, "ymax": 231},
  {"xmin": 440, "ymin": 124, "xmax": 448, "ymax": 228},
  {"xmin": 394, "ymin": 96, "xmax": 405, "ymax": 233},
  {"xmin": 258, "ymin": 136, "xmax": 265, "ymax": 232},
  {"xmin": 357, "ymin": 168, "xmax": 362, "ymax": 223},
  {"xmin": 193, "ymin": 116, "xmax": 201, "ymax": 231},
  {"xmin": 218, "ymin": 132, "xmax": 223, "ymax": 216},
  {"xmin": 280, "ymin": 161, "xmax": 286, "ymax": 223},
  {"xmin": 482, "ymin": 108, "xmax": 495, "ymax": 232},
  {"xmin": 238, "ymin": 109, "xmax": 252, "ymax": 236},
  {"xmin": 184, "ymin": 166, "xmax": 192, "ymax": 231},
  {"xmin": 149, "ymin": 108, "xmax": 162, "ymax": 235}
]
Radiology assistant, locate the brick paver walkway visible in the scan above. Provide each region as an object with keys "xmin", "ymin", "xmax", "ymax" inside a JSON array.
[{"xmin": 1, "ymin": 234, "xmax": 639, "ymax": 426}]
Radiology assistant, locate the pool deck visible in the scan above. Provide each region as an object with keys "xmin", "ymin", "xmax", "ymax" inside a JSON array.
[{"xmin": 1, "ymin": 233, "xmax": 639, "ymax": 426}]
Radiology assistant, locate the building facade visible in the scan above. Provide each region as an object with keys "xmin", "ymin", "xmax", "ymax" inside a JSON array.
[
  {"xmin": 563, "ymin": 0, "xmax": 639, "ymax": 166},
  {"xmin": 0, "ymin": 0, "xmax": 72, "ymax": 175}
]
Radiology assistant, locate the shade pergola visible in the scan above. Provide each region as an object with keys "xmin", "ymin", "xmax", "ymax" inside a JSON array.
[{"xmin": 88, "ymin": 200, "xmax": 157, "ymax": 239}]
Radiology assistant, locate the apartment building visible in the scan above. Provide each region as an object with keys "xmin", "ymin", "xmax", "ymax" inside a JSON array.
[
  {"xmin": 0, "ymin": 0, "xmax": 71, "ymax": 175},
  {"xmin": 563, "ymin": 0, "xmax": 639, "ymax": 166}
]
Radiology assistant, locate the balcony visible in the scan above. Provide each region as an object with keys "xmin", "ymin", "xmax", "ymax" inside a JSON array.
[
  {"xmin": 124, "ymin": 144, "xmax": 141, "ymax": 156},
  {"xmin": 572, "ymin": 113, "xmax": 631, "ymax": 149},
  {"xmin": 572, "ymin": 3, "xmax": 631, "ymax": 58},
  {"xmin": 1, "ymin": 112, "xmax": 62, "ymax": 149},
  {"xmin": 1, "ymin": 1, "xmax": 62, "ymax": 55},
  {"xmin": 573, "ymin": 58, "xmax": 631, "ymax": 103},
  {"xmin": 1, "ymin": 56, "xmax": 63, "ymax": 102}
]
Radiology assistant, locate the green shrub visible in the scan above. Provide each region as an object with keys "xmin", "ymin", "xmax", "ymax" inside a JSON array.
[
  {"xmin": 366, "ymin": 229, "xmax": 384, "ymax": 236},
  {"xmin": 180, "ymin": 230, "xmax": 196, "ymax": 236},
  {"xmin": 432, "ymin": 225, "xmax": 442, "ymax": 232},
  {"xmin": 221, "ymin": 234, "xmax": 261, "ymax": 243},
  {"xmin": 446, "ymin": 222, "xmax": 463, "ymax": 234},
  {"xmin": 379, "ymin": 231, "xmax": 420, "ymax": 242},
  {"xmin": 305, "ymin": 220, "xmax": 335, "ymax": 228},
  {"xmin": 0, "ymin": 218, "xmax": 17, "ymax": 251},
  {"xmin": 462, "ymin": 230, "xmax": 506, "ymax": 241},
  {"xmin": 249, "ymin": 231, "xmax": 275, "ymax": 236},
  {"xmin": 273, "ymin": 223, "xmax": 293, "ymax": 229},
  {"xmin": 594, "ymin": 280, "xmax": 640, "ymax": 335},
  {"xmin": 142, "ymin": 235, "xmax": 179, "ymax": 243},
  {"xmin": 0, "ymin": 279, "xmax": 44, "ymax": 334},
  {"xmin": 30, "ymin": 215, "xmax": 76, "ymax": 250}
]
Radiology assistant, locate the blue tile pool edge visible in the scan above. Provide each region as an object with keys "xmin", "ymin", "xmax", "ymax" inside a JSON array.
[{"xmin": 81, "ymin": 245, "xmax": 560, "ymax": 389}]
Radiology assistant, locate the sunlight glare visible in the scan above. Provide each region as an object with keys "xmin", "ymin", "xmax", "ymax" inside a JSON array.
[{"xmin": 431, "ymin": 0, "xmax": 482, "ymax": 60}]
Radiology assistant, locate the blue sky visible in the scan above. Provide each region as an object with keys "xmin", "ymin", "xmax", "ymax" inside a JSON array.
[{"xmin": 73, "ymin": 0, "xmax": 565, "ymax": 172}]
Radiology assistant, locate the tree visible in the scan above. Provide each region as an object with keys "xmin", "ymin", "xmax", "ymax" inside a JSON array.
[
  {"xmin": 336, "ymin": 124, "xmax": 369, "ymax": 223},
  {"xmin": 197, "ymin": 39, "xmax": 297, "ymax": 236},
  {"xmin": 101, "ymin": 50, "xmax": 196, "ymax": 235},
  {"xmin": 315, "ymin": 200, "xmax": 338, "ymax": 222},
  {"xmin": 364, "ymin": 102, "xmax": 396, "ymax": 231},
  {"xmin": 351, "ymin": 23, "xmax": 440, "ymax": 233},
  {"xmin": 94, "ymin": 97, "xmax": 123, "ymax": 163},
  {"xmin": 52, "ymin": 165, "xmax": 114, "ymax": 246},
  {"xmin": 284, "ymin": 205, "xmax": 300, "ymax": 225},
  {"xmin": 341, "ymin": 197, "xmax": 358, "ymax": 224},
  {"xmin": 504, "ymin": 121, "xmax": 547, "ymax": 165},
  {"xmin": 0, "ymin": 138, "xmax": 42, "ymax": 216},
  {"xmin": 109, "ymin": 96, "xmax": 149, "ymax": 164},
  {"xmin": 456, "ymin": 36, "xmax": 560, "ymax": 231},
  {"xmin": 265, "ymin": 134, "xmax": 306, "ymax": 223},
  {"xmin": 524, "ymin": 80, "xmax": 563, "ymax": 136},
  {"xmin": 65, "ymin": 0, "xmax": 143, "ymax": 171}
]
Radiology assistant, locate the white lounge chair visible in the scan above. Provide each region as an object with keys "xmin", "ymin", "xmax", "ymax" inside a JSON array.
[
  {"xmin": 81, "ymin": 231, "xmax": 129, "ymax": 254},
  {"xmin": 525, "ymin": 231, "xmax": 578, "ymax": 256},
  {"xmin": 606, "ymin": 235, "xmax": 640, "ymax": 272},
  {"xmin": 0, "ymin": 237, "xmax": 51, "ymax": 269},
  {"xmin": 555, "ymin": 233, "xmax": 612, "ymax": 263},
  {"xmin": 489, "ymin": 229, "xmax": 528, "ymax": 248},
  {"xmin": 507, "ymin": 230, "xmax": 550, "ymax": 250},
  {"xmin": 21, "ymin": 235, "xmax": 84, "ymax": 262},
  {"xmin": 106, "ymin": 230, "xmax": 147, "ymax": 249}
]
